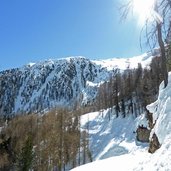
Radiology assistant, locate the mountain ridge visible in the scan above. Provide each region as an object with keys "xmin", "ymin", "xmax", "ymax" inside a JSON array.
[{"xmin": 0, "ymin": 54, "xmax": 154, "ymax": 116}]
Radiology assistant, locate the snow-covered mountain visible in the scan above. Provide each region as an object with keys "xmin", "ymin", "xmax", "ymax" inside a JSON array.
[
  {"xmin": 71, "ymin": 72, "xmax": 171, "ymax": 171},
  {"xmin": 0, "ymin": 53, "xmax": 153, "ymax": 116}
]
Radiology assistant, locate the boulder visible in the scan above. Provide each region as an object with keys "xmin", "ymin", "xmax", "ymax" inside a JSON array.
[{"xmin": 136, "ymin": 125, "xmax": 150, "ymax": 143}]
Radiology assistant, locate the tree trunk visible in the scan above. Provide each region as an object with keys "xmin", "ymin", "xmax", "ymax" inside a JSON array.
[{"xmin": 157, "ymin": 22, "xmax": 168, "ymax": 88}]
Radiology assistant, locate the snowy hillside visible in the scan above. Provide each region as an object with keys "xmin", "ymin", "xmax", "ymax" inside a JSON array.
[
  {"xmin": 71, "ymin": 72, "xmax": 171, "ymax": 171},
  {"xmin": 80, "ymin": 110, "xmax": 148, "ymax": 161},
  {"xmin": 0, "ymin": 53, "xmax": 153, "ymax": 116}
]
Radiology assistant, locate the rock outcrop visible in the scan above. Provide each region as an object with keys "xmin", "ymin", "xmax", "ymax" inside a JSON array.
[{"xmin": 148, "ymin": 133, "xmax": 161, "ymax": 153}]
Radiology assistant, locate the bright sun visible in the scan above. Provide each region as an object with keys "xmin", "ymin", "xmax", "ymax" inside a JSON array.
[{"xmin": 133, "ymin": 0, "xmax": 155, "ymax": 24}]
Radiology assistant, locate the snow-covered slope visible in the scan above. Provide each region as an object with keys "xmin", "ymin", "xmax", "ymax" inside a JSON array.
[
  {"xmin": 71, "ymin": 72, "xmax": 171, "ymax": 171},
  {"xmin": 80, "ymin": 110, "xmax": 148, "ymax": 161},
  {"xmin": 0, "ymin": 53, "xmax": 153, "ymax": 116},
  {"xmin": 93, "ymin": 52, "xmax": 153, "ymax": 70}
]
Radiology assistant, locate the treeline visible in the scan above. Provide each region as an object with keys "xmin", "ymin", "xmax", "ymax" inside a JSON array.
[
  {"xmin": 0, "ymin": 108, "xmax": 91, "ymax": 171},
  {"xmin": 94, "ymin": 56, "xmax": 164, "ymax": 118}
]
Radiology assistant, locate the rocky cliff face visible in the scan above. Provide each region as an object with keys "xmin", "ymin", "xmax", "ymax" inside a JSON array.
[{"xmin": 0, "ymin": 57, "xmax": 116, "ymax": 116}]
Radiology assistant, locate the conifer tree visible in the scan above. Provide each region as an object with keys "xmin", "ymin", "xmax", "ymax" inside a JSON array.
[{"xmin": 18, "ymin": 135, "xmax": 34, "ymax": 171}]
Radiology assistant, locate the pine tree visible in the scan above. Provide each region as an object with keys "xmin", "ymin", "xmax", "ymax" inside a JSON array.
[{"xmin": 18, "ymin": 135, "xmax": 34, "ymax": 171}]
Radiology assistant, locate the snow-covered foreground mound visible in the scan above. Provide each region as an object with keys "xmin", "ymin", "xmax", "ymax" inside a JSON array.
[{"xmin": 71, "ymin": 72, "xmax": 171, "ymax": 171}]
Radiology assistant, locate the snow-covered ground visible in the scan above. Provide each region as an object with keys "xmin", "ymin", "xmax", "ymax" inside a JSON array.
[{"xmin": 71, "ymin": 72, "xmax": 171, "ymax": 171}]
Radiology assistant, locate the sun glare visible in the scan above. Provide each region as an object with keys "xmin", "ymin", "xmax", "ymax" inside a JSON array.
[{"xmin": 133, "ymin": 0, "xmax": 155, "ymax": 25}]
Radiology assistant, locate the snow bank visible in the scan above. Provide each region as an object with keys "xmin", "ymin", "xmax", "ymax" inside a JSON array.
[
  {"xmin": 147, "ymin": 72, "xmax": 171, "ymax": 144},
  {"xmin": 71, "ymin": 149, "xmax": 149, "ymax": 171}
]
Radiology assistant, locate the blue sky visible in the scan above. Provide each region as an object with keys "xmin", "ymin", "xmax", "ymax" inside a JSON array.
[{"xmin": 0, "ymin": 0, "xmax": 147, "ymax": 71}]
